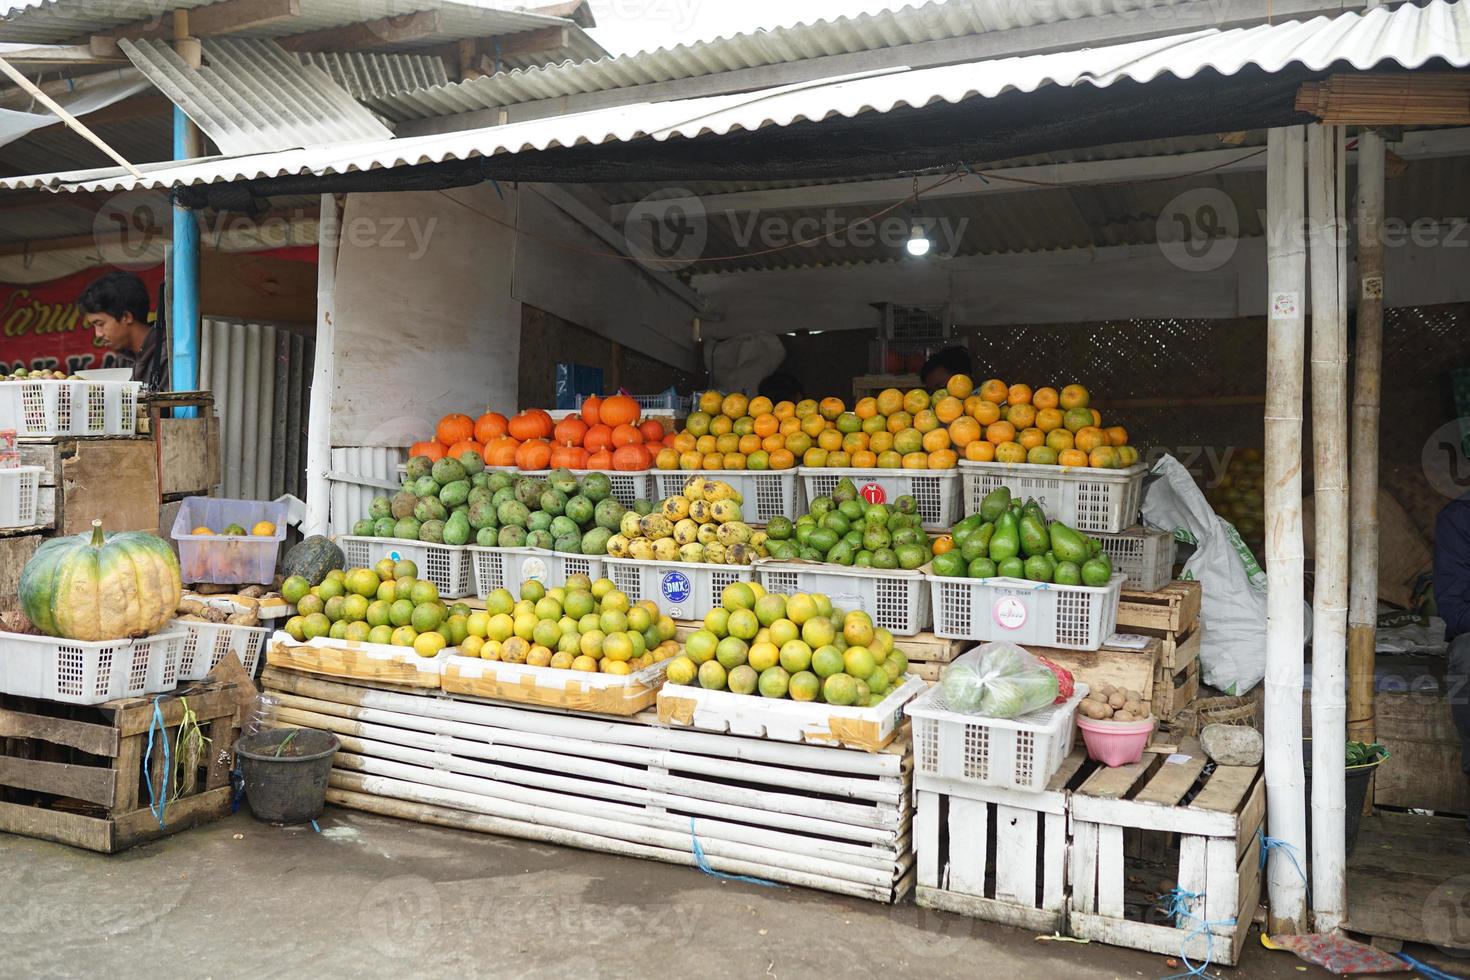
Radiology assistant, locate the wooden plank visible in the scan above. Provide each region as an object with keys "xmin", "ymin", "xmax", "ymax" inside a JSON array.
[
  {"xmin": 1204, "ymin": 836, "xmax": 1240, "ymax": 933},
  {"xmin": 946, "ymin": 796, "xmax": 988, "ymax": 896},
  {"xmin": 916, "ymin": 885, "xmax": 1062, "ymax": 932},
  {"xmin": 894, "ymin": 632, "xmax": 963, "ymax": 665},
  {"xmin": 0, "ymin": 797, "xmax": 112, "ymax": 851},
  {"xmin": 114, "ymin": 686, "xmax": 239, "ymax": 737},
  {"xmin": 111, "ymin": 784, "xmax": 232, "ymax": 849},
  {"xmin": 1095, "ymin": 822, "xmax": 1125, "ymax": 918},
  {"xmin": 1030, "ymin": 639, "xmax": 1157, "ymax": 706},
  {"xmin": 1176, "ymin": 834, "xmax": 1209, "ymax": 924},
  {"xmin": 0, "ymin": 755, "xmax": 117, "ymax": 806},
  {"xmin": 1071, "ymin": 820, "xmax": 1098, "ymax": 914},
  {"xmin": 1373, "ymin": 690, "xmax": 1467, "ymax": 813},
  {"xmin": 1071, "ymin": 794, "xmax": 1240, "ymax": 838},
  {"xmin": 0, "ymin": 707, "xmax": 118, "ymax": 756},
  {"xmin": 1077, "ymin": 753, "xmax": 1154, "ymax": 800},
  {"xmin": 0, "ymin": 535, "xmax": 43, "ymax": 612},
  {"xmin": 17, "ymin": 442, "xmax": 59, "ymax": 483},
  {"xmin": 1068, "ymin": 910, "xmax": 1222, "ymax": 965},
  {"xmin": 61, "ymin": 438, "xmax": 159, "ymax": 535},
  {"xmin": 1132, "ymin": 737, "xmax": 1206, "ymax": 806},
  {"xmin": 1047, "ymin": 747, "xmax": 1090, "ymax": 793},
  {"xmin": 1188, "ymin": 765, "xmax": 1258, "ymax": 815},
  {"xmin": 1042, "ymin": 812, "xmax": 1066, "ymax": 912},
  {"xmin": 205, "ymin": 715, "xmax": 236, "ymax": 789},
  {"xmin": 993, "ymin": 804, "xmax": 1038, "ymax": 907},
  {"xmin": 915, "ymin": 790, "xmax": 940, "ymax": 889},
  {"xmin": 112, "ymin": 733, "xmax": 143, "ymax": 813},
  {"xmin": 1152, "ymin": 659, "xmax": 1200, "ymax": 721},
  {"xmin": 1159, "ymin": 625, "xmax": 1201, "ymax": 672},
  {"xmin": 157, "ymin": 416, "xmax": 219, "ymax": 495},
  {"xmin": 1116, "ymin": 580, "xmax": 1202, "ymax": 633}
]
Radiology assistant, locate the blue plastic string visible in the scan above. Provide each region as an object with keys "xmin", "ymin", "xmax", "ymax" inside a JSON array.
[
  {"xmin": 689, "ymin": 818, "xmax": 780, "ymax": 888},
  {"xmin": 1259, "ymin": 831, "xmax": 1311, "ymax": 904},
  {"xmin": 143, "ymin": 700, "xmax": 172, "ymax": 828},
  {"xmin": 1395, "ymin": 953, "xmax": 1467, "ymax": 980},
  {"xmin": 310, "ymin": 819, "xmax": 321, "ymax": 833},
  {"xmin": 1160, "ymin": 887, "xmax": 1235, "ymax": 980}
]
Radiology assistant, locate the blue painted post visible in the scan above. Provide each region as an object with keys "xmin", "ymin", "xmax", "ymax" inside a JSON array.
[{"xmin": 170, "ymin": 105, "xmax": 199, "ymax": 415}]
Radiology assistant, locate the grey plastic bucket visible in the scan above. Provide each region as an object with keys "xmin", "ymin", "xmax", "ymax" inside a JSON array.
[{"xmin": 235, "ymin": 728, "xmax": 339, "ymax": 824}]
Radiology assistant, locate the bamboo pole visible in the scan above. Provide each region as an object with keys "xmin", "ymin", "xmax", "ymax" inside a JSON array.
[
  {"xmin": 303, "ymin": 195, "xmax": 342, "ymax": 536},
  {"xmin": 1264, "ymin": 125, "xmax": 1310, "ymax": 935},
  {"xmin": 1349, "ymin": 128, "xmax": 1385, "ymax": 754},
  {"xmin": 1308, "ymin": 123, "xmax": 1350, "ymax": 932}
]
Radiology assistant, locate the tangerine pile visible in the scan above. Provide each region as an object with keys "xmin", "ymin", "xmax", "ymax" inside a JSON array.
[
  {"xmin": 410, "ymin": 394, "xmax": 666, "ymax": 472},
  {"xmin": 651, "ymin": 378, "xmax": 1139, "ymax": 472}
]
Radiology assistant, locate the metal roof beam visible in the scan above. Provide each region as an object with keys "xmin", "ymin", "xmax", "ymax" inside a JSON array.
[
  {"xmin": 607, "ymin": 127, "xmax": 1470, "ymax": 221},
  {"xmin": 277, "ymin": 10, "xmax": 444, "ymax": 52},
  {"xmin": 398, "ymin": 0, "xmax": 1370, "ymax": 137}
]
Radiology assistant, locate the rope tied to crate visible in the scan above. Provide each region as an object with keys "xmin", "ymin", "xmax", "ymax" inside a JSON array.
[
  {"xmin": 144, "ymin": 700, "xmax": 172, "ymax": 828},
  {"xmin": 689, "ymin": 818, "xmax": 781, "ymax": 889},
  {"xmin": 1160, "ymin": 887, "xmax": 1235, "ymax": 979}
]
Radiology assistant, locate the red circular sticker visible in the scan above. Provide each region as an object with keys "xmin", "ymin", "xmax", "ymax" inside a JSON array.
[{"xmin": 860, "ymin": 482, "xmax": 887, "ymax": 505}]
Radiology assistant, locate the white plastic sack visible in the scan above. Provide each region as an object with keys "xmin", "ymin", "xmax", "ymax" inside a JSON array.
[
  {"xmin": 705, "ymin": 333, "xmax": 785, "ymax": 395},
  {"xmin": 1141, "ymin": 455, "xmax": 1280, "ymax": 695}
]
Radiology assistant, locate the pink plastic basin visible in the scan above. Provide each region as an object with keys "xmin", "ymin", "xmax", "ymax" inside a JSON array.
[{"xmin": 1077, "ymin": 715, "xmax": 1156, "ymax": 767}]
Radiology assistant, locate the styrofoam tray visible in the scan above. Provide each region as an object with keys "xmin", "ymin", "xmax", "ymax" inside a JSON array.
[{"xmin": 657, "ymin": 673, "xmax": 926, "ymax": 750}]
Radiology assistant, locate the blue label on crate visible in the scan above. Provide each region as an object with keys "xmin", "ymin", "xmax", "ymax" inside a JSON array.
[
  {"xmin": 388, "ymin": 550, "xmax": 403, "ymax": 562},
  {"xmin": 661, "ymin": 571, "xmax": 691, "ymax": 604}
]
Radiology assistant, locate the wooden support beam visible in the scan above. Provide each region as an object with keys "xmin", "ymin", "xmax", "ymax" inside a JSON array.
[
  {"xmin": 278, "ymin": 10, "xmax": 444, "ymax": 52},
  {"xmin": 0, "ymin": 42, "xmax": 126, "ymax": 65},
  {"xmin": 1297, "ymin": 73, "xmax": 1470, "ymax": 126},
  {"xmin": 105, "ymin": 0, "xmax": 301, "ymax": 39},
  {"xmin": 479, "ymin": 25, "xmax": 571, "ymax": 66}
]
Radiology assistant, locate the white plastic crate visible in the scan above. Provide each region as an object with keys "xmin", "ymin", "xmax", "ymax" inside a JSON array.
[
  {"xmin": 602, "ymin": 556, "xmax": 752, "ymax": 621},
  {"xmin": 170, "ymin": 497, "xmax": 288, "ymax": 585},
  {"xmin": 1094, "ymin": 526, "xmax": 1176, "ymax": 591},
  {"xmin": 469, "ymin": 546, "xmax": 604, "ymax": 597},
  {"xmin": 577, "ymin": 389, "xmax": 690, "ymax": 415},
  {"xmin": 909, "ymin": 682, "xmax": 1089, "ymax": 795},
  {"xmin": 799, "ymin": 467, "xmax": 960, "ymax": 532},
  {"xmin": 959, "ymin": 461, "xmax": 1146, "ymax": 534},
  {"xmin": 753, "ymin": 559, "xmax": 930, "ymax": 636},
  {"xmin": 0, "ymin": 465, "xmax": 41, "ymax": 528},
  {"xmin": 652, "ymin": 470, "xmax": 802, "ymax": 525},
  {"xmin": 170, "ymin": 618, "xmax": 269, "ymax": 680},
  {"xmin": 515, "ymin": 469, "xmax": 653, "ymax": 507},
  {"xmin": 338, "ymin": 536, "xmax": 474, "ymax": 599},
  {"xmin": 927, "ymin": 572, "xmax": 1126, "ymax": 651},
  {"xmin": 0, "ymin": 379, "xmax": 141, "ymax": 438},
  {"xmin": 0, "ymin": 629, "xmax": 184, "ymax": 705}
]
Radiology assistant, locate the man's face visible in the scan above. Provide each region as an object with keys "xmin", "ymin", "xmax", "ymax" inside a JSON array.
[
  {"xmin": 88, "ymin": 312, "xmax": 134, "ymax": 352},
  {"xmin": 922, "ymin": 367, "xmax": 951, "ymax": 390}
]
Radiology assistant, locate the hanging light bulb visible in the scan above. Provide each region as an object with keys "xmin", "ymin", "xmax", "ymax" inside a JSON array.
[{"xmin": 905, "ymin": 176, "xmax": 931, "ymax": 257}]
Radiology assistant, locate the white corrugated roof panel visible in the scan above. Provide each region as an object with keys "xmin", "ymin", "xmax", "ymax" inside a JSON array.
[
  {"xmin": 118, "ymin": 37, "xmax": 393, "ymax": 155},
  {"xmin": 0, "ymin": 0, "xmax": 597, "ymax": 52},
  {"xmin": 7, "ymin": 2, "xmax": 1468, "ymax": 192}
]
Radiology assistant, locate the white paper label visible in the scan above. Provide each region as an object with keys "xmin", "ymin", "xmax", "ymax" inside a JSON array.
[
  {"xmin": 1271, "ymin": 291, "xmax": 1299, "ymax": 319},
  {"xmin": 1166, "ymin": 753, "xmax": 1193, "ymax": 765}
]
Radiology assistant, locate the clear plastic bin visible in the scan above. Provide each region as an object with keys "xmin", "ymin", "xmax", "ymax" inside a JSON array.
[{"xmin": 170, "ymin": 497, "xmax": 288, "ymax": 585}]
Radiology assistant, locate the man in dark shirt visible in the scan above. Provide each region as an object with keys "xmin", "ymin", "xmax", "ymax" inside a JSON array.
[
  {"xmin": 1435, "ymin": 495, "xmax": 1470, "ymax": 796},
  {"xmin": 920, "ymin": 346, "xmax": 972, "ymax": 390},
  {"xmin": 80, "ymin": 270, "xmax": 168, "ymax": 391}
]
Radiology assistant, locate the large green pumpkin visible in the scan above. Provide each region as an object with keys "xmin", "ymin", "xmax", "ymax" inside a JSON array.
[{"xmin": 19, "ymin": 520, "xmax": 182, "ymax": 641}]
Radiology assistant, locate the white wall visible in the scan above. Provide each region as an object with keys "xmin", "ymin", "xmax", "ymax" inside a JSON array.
[
  {"xmin": 691, "ymin": 237, "xmax": 1470, "ymax": 337},
  {"xmin": 331, "ymin": 184, "xmax": 522, "ymax": 447}
]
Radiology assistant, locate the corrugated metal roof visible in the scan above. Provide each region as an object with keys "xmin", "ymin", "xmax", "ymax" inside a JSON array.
[
  {"xmin": 0, "ymin": 111, "xmax": 172, "ymax": 176},
  {"xmin": 0, "ymin": 0, "xmax": 587, "ymax": 47},
  {"xmin": 376, "ymin": 0, "xmax": 1203, "ymax": 121},
  {"xmin": 118, "ymin": 37, "xmax": 393, "ymax": 155},
  {"xmin": 297, "ymin": 51, "xmax": 450, "ymax": 110},
  {"xmin": 7, "ymin": 2, "xmax": 1468, "ymax": 193}
]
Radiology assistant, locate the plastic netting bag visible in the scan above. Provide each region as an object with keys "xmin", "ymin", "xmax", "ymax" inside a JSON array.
[{"xmin": 939, "ymin": 642, "xmax": 1059, "ymax": 719}]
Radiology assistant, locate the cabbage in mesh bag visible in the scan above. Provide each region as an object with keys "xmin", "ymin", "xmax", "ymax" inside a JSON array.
[{"xmin": 939, "ymin": 642, "xmax": 1059, "ymax": 718}]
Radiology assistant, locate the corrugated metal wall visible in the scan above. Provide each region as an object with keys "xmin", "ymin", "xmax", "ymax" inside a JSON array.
[
  {"xmin": 199, "ymin": 318, "xmax": 313, "ymax": 501},
  {"xmin": 328, "ymin": 447, "xmax": 404, "ymax": 535}
]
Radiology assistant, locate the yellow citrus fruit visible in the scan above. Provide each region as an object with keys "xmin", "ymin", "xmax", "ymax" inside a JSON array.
[{"xmin": 946, "ymin": 374, "xmax": 974, "ymax": 399}]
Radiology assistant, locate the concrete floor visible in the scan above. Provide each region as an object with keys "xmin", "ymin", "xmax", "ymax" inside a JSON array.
[{"xmin": 0, "ymin": 807, "xmax": 1428, "ymax": 979}]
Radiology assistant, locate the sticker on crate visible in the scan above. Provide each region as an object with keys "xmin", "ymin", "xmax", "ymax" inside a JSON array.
[
  {"xmin": 442, "ymin": 655, "xmax": 669, "ymax": 715},
  {"xmin": 657, "ymin": 674, "xmax": 926, "ymax": 750},
  {"xmin": 267, "ymin": 633, "xmax": 451, "ymax": 688}
]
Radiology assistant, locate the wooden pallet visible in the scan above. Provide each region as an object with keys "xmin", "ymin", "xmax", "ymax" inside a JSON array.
[
  {"xmin": 916, "ymin": 749, "xmax": 1096, "ymax": 931},
  {"xmin": 1115, "ymin": 580, "xmax": 1201, "ymax": 634},
  {"xmin": 261, "ymin": 666, "xmax": 914, "ymax": 903},
  {"xmin": 1068, "ymin": 740, "xmax": 1264, "ymax": 966},
  {"xmin": 0, "ymin": 680, "xmax": 240, "ymax": 852}
]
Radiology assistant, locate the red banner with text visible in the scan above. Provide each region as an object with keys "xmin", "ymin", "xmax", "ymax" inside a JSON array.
[{"xmin": 0, "ymin": 265, "xmax": 165, "ymax": 374}]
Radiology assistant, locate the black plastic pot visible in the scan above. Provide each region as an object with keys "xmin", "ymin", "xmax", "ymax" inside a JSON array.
[
  {"xmin": 235, "ymin": 728, "xmax": 339, "ymax": 824},
  {"xmin": 1303, "ymin": 738, "xmax": 1389, "ymax": 855}
]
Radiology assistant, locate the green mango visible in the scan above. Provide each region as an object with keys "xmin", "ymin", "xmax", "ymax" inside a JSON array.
[
  {"xmin": 1023, "ymin": 498, "xmax": 1047, "ymax": 525},
  {"xmin": 854, "ymin": 550, "xmax": 874, "ymax": 568},
  {"xmin": 989, "ymin": 511, "xmax": 1020, "ymax": 563},
  {"xmin": 997, "ymin": 556, "xmax": 1025, "ymax": 578},
  {"xmin": 951, "ymin": 513, "xmax": 985, "ymax": 540},
  {"xmin": 633, "ymin": 498, "xmax": 656, "ymax": 516},
  {"xmin": 871, "ymin": 548, "xmax": 899, "ymax": 570},
  {"xmin": 828, "ymin": 541, "xmax": 855, "ymax": 566},
  {"xmin": 862, "ymin": 525, "xmax": 891, "ymax": 552},
  {"xmin": 831, "ymin": 478, "xmax": 858, "ymax": 504},
  {"xmin": 807, "ymin": 527, "xmax": 839, "ymax": 554},
  {"xmin": 821, "ymin": 511, "xmax": 851, "ymax": 537},
  {"xmin": 1081, "ymin": 556, "xmax": 1113, "ymax": 587},
  {"xmin": 476, "ymin": 527, "xmax": 498, "ymax": 547},
  {"xmin": 1023, "ymin": 553, "xmax": 1054, "ymax": 583},
  {"xmin": 894, "ymin": 494, "xmax": 918, "ymax": 516},
  {"xmin": 838, "ymin": 499, "xmax": 864, "ymax": 522},
  {"xmin": 895, "ymin": 543, "xmax": 927, "ymax": 570},
  {"xmin": 978, "ymin": 486, "xmax": 1011, "ymax": 522},
  {"xmin": 1019, "ymin": 513, "xmax": 1050, "ymax": 558},
  {"xmin": 419, "ymin": 519, "xmax": 445, "ymax": 544},
  {"xmin": 865, "ymin": 504, "xmax": 890, "ymax": 527},
  {"xmin": 1054, "ymin": 560, "xmax": 1082, "ymax": 586},
  {"xmin": 766, "ymin": 516, "xmax": 794, "ymax": 541},
  {"xmin": 809, "ymin": 496, "xmax": 834, "ymax": 520},
  {"xmin": 1048, "ymin": 521, "xmax": 1090, "ymax": 564},
  {"xmin": 442, "ymin": 514, "xmax": 471, "ymax": 547},
  {"xmin": 932, "ymin": 552, "xmax": 966, "ymax": 578},
  {"xmin": 959, "ymin": 529, "xmax": 990, "ymax": 563}
]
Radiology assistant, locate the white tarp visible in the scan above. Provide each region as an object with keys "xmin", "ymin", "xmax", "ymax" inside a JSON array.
[{"xmin": 0, "ymin": 70, "xmax": 149, "ymax": 149}]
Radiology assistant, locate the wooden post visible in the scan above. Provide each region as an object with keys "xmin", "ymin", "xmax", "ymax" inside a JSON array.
[
  {"xmin": 303, "ymin": 194, "xmax": 342, "ymax": 536},
  {"xmin": 1308, "ymin": 123, "xmax": 1350, "ymax": 932},
  {"xmin": 1264, "ymin": 125, "xmax": 1309, "ymax": 935},
  {"xmin": 1349, "ymin": 128, "xmax": 1385, "ymax": 755}
]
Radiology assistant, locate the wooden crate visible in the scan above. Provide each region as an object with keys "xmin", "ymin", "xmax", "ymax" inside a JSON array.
[
  {"xmin": 0, "ymin": 680, "xmax": 240, "ymax": 852},
  {"xmin": 262, "ymin": 666, "xmax": 914, "ymax": 902},
  {"xmin": 1115, "ymin": 580, "xmax": 1201, "ymax": 634},
  {"xmin": 916, "ymin": 749, "xmax": 1095, "ymax": 931},
  {"xmin": 16, "ymin": 436, "xmax": 160, "ymax": 537},
  {"xmin": 1069, "ymin": 740, "xmax": 1264, "ymax": 966},
  {"xmin": 1027, "ymin": 637, "xmax": 1160, "ymax": 710},
  {"xmin": 898, "ymin": 632, "xmax": 965, "ymax": 682},
  {"xmin": 1152, "ymin": 659, "xmax": 1201, "ymax": 722}
]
